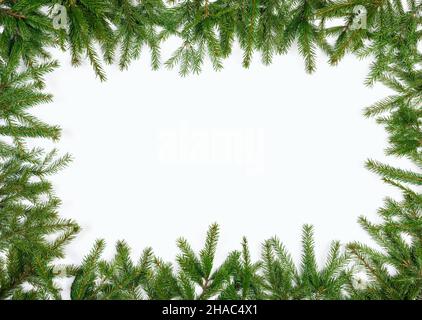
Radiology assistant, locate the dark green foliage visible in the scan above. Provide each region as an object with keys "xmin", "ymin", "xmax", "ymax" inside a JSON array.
[
  {"xmin": 64, "ymin": 224, "xmax": 350, "ymax": 300},
  {"xmin": 218, "ymin": 237, "xmax": 264, "ymax": 300},
  {"xmin": 320, "ymin": 0, "xmax": 422, "ymax": 84},
  {"xmin": 0, "ymin": 61, "xmax": 61, "ymax": 146},
  {"xmin": 0, "ymin": 60, "xmax": 79, "ymax": 299},
  {"xmin": 145, "ymin": 224, "xmax": 241, "ymax": 300},
  {"xmin": 261, "ymin": 225, "xmax": 350, "ymax": 300},
  {"xmin": 282, "ymin": 0, "xmax": 331, "ymax": 73},
  {"xmin": 0, "ymin": 0, "xmax": 421, "ymax": 300},
  {"xmin": 69, "ymin": 240, "xmax": 155, "ymax": 299},
  {"xmin": 348, "ymin": 189, "xmax": 422, "ymax": 299},
  {"xmin": 65, "ymin": 225, "xmax": 244, "ymax": 300},
  {"xmin": 0, "ymin": 0, "xmax": 58, "ymax": 70}
]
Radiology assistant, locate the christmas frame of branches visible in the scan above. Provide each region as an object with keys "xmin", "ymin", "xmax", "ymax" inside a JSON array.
[{"xmin": 0, "ymin": 0, "xmax": 421, "ymax": 300}]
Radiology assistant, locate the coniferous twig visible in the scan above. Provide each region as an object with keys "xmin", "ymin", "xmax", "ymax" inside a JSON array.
[{"xmin": 0, "ymin": 0, "xmax": 421, "ymax": 300}]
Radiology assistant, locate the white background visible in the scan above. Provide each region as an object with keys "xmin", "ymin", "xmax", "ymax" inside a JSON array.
[{"xmin": 33, "ymin": 40, "xmax": 414, "ymax": 278}]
